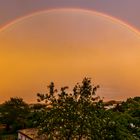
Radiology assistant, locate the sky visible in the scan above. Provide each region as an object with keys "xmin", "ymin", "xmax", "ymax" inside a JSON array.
[
  {"xmin": 0, "ymin": 0, "xmax": 140, "ymax": 31},
  {"xmin": 0, "ymin": 1, "xmax": 140, "ymax": 103}
]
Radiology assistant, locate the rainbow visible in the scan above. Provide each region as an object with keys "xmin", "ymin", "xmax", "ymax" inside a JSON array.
[{"xmin": 0, "ymin": 8, "xmax": 140, "ymax": 37}]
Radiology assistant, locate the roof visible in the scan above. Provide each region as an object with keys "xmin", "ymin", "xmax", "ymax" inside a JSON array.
[
  {"xmin": 18, "ymin": 128, "xmax": 38, "ymax": 139},
  {"xmin": 18, "ymin": 128, "xmax": 47, "ymax": 140}
]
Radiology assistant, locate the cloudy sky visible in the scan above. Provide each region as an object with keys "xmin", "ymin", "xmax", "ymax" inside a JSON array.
[
  {"xmin": 0, "ymin": 0, "xmax": 140, "ymax": 103},
  {"xmin": 0, "ymin": 0, "xmax": 140, "ymax": 30}
]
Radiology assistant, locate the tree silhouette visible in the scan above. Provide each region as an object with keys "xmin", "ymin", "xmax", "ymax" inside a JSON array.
[
  {"xmin": 0, "ymin": 97, "xmax": 29, "ymax": 132},
  {"xmin": 36, "ymin": 78, "xmax": 107, "ymax": 139},
  {"xmin": 36, "ymin": 78, "xmax": 140, "ymax": 140}
]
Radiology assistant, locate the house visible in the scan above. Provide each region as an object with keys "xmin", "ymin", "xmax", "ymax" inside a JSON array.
[
  {"xmin": 104, "ymin": 100, "xmax": 122, "ymax": 109},
  {"xmin": 18, "ymin": 128, "xmax": 48, "ymax": 140},
  {"xmin": 18, "ymin": 128, "xmax": 38, "ymax": 140}
]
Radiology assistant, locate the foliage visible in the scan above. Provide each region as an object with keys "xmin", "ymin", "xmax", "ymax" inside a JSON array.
[
  {"xmin": 36, "ymin": 78, "xmax": 140, "ymax": 140},
  {"xmin": 37, "ymin": 78, "xmax": 107, "ymax": 139},
  {"xmin": 27, "ymin": 103, "xmax": 47, "ymax": 128},
  {"xmin": 113, "ymin": 97, "xmax": 140, "ymax": 139},
  {"xmin": 0, "ymin": 78, "xmax": 140, "ymax": 139},
  {"xmin": 0, "ymin": 97, "xmax": 29, "ymax": 133}
]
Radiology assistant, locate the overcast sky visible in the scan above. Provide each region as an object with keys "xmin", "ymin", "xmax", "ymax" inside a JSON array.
[{"xmin": 0, "ymin": 0, "xmax": 140, "ymax": 30}]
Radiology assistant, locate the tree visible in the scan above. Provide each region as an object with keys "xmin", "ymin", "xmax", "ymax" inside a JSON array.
[
  {"xmin": 27, "ymin": 103, "xmax": 47, "ymax": 128},
  {"xmin": 36, "ymin": 78, "xmax": 140, "ymax": 140},
  {"xmin": 113, "ymin": 97, "xmax": 140, "ymax": 139},
  {"xmin": 0, "ymin": 97, "xmax": 29, "ymax": 133},
  {"xmin": 36, "ymin": 78, "xmax": 107, "ymax": 139}
]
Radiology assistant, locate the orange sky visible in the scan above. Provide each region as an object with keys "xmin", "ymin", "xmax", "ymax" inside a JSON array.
[{"xmin": 0, "ymin": 9, "xmax": 140, "ymax": 103}]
